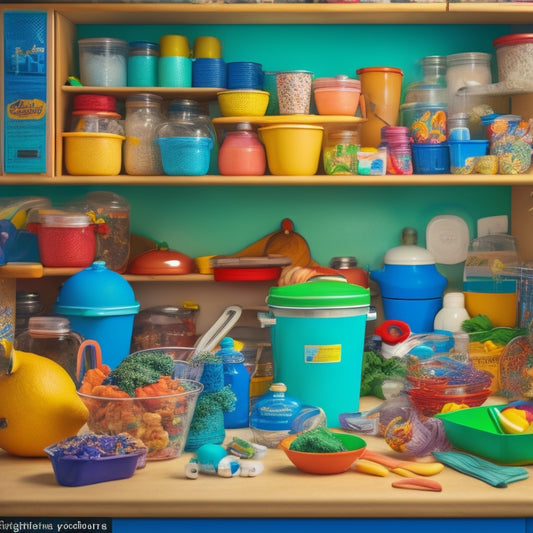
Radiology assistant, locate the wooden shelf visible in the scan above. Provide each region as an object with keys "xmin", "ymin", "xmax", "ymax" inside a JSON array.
[{"xmin": 1, "ymin": 172, "xmax": 533, "ymax": 186}]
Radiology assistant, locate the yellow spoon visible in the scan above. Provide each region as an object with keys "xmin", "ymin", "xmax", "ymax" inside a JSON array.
[{"xmin": 362, "ymin": 450, "xmax": 445, "ymax": 476}]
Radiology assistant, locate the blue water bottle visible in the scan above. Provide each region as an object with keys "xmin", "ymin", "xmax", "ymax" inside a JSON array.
[{"xmin": 217, "ymin": 337, "xmax": 251, "ymax": 429}]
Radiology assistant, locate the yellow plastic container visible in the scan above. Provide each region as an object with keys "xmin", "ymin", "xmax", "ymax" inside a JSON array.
[
  {"xmin": 217, "ymin": 90, "xmax": 269, "ymax": 117},
  {"xmin": 464, "ymin": 290, "xmax": 517, "ymax": 328},
  {"xmin": 63, "ymin": 132, "xmax": 125, "ymax": 176},
  {"xmin": 258, "ymin": 124, "xmax": 324, "ymax": 175}
]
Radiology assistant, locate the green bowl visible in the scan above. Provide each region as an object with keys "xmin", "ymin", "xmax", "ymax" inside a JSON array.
[{"xmin": 436, "ymin": 405, "xmax": 533, "ymax": 465}]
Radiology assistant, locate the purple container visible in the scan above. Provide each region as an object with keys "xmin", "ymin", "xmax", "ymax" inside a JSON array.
[{"xmin": 45, "ymin": 448, "xmax": 146, "ymax": 486}]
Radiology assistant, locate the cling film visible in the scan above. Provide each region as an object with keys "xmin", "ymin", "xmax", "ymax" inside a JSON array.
[{"xmin": 304, "ymin": 344, "xmax": 341, "ymax": 363}]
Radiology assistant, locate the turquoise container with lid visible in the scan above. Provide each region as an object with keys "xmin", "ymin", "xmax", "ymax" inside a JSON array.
[
  {"xmin": 266, "ymin": 279, "xmax": 371, "ymax": 426},
  {"xmin": 53, "ymin": 261, "xmax": 140, "ymax": 369}
]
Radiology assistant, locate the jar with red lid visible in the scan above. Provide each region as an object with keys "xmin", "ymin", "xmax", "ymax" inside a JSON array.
[
  {"xmin": 37, "ymin": 210, "xmax": 96, "ymax": 268},
  {"xmin": 218, "ymin": 122, "xmax": 266, "ymax": 176},
  {"xmin": 70, "ymin": 94, "xmax": 123, "ymax": 135}
]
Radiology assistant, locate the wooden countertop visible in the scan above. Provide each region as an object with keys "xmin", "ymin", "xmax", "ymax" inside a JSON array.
[{"xmin": 2, "ymin": 397, "xmax": 533, "ymax": 519}]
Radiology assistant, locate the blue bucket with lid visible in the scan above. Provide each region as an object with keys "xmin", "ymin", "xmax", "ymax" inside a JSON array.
[
  {"xmin": 54, "ymin": 261, "xmax": 140, "ymax": 369},
  {"xmin": 266, "ymin": 279, "xmax": 371, "ymax": 425}
]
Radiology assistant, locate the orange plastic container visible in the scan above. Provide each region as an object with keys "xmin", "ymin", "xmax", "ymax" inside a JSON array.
[{"xmin": 313, "ymin": 76, "xmax": 361, "ymax": 116}]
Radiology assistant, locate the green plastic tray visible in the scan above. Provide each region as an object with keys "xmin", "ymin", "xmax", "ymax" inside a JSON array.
[{"xmin": 436, "ymin": 405, "xmax": 533, "ymax": 465}]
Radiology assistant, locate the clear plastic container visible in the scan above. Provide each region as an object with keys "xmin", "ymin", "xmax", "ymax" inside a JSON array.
[
  {"xmin": 78, "ymin": 38, "xmax": 128, "ymax": 87},
  {"xmin": 15, "ymin": 316, "xmax": 83, "ymax": 384},
  {"xmin": 124, "ymin": 93, "xmax": 164, "ymax": 176},
  {"xmin": 85, "ymin": 191, "xmax": 130, "ymax": 273},
  {"xmin": 130, "ymin": 303, "xmax": 200, "ymax": 352},
  {"xmin": 381, "ymin": 126, "xmax": 413, "ymax": 175},
  {"xmin": 446, "ymin": 52, "xmax": 492, "ymax": 115}
]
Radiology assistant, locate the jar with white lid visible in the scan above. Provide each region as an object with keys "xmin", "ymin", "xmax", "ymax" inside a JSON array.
[
  {"xmin": 124, "ymin": 93, "xmax": 164, "ymax": 175},
  {"xmin": 446, "ymin": 52, "xmax": 492, "ymax": 115},
  {"xmin": 15, "ymin": 316, "xmax": 83, "ymax": 384},
  {"xmin": 37, "ymin": 211, "xmax": 96, "ymax": 268}
]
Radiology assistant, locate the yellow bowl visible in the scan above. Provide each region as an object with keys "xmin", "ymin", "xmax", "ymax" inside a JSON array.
[
  {"xmin": 464, "ymin": 291, "xmax": 517, "ymax": 328},
  {"xmin": 217, "ymin": 90, "xmax": 269, "ymax": 117},
  {"xmin": 63, "ymin": 132, "xmax": 125, "ymax": 176},
  {"xmin": 258, "ymin": 124, "xmax": 324, "ymax": 175}
]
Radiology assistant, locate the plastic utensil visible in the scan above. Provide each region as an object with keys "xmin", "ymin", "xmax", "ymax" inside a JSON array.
[
  {"xmin": 194, "ymin": 305, "xmax": 242, "ymax": 355},
  {"xmin": 361, "ymin": 450, "xmax": 445, "ymax": 476}
]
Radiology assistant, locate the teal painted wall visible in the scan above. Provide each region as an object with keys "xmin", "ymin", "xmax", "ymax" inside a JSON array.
[{"xmin": 1, "ymin": 23, "xmax": 517, "ymax": 289}]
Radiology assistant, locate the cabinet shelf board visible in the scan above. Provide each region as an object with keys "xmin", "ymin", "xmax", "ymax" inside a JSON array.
[{"xmin": 2, "ymin": 174, "xmax": 533, "ymax": 186}]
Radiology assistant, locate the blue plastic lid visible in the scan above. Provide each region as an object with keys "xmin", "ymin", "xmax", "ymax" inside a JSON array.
[{"xmin": 54, "ymin": 261, "xmax": 140, "ymax": 317}]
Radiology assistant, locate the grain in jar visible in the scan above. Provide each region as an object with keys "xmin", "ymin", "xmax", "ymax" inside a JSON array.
[{"xmin": 124, "ymin": 93, "xmax": 164, "ymax": 175}]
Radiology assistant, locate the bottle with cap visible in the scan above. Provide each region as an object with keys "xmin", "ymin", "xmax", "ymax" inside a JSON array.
[
  {"xmin": 217, "ymin": 337, "xmax": 251, "ymax": 429},
  {"xmin": 433, "ymin": 292, "xmax": 470, "ymax": 333},
  {"xmin": 249, "ymin": 382, "xmax": 302, "ymax": 448}
]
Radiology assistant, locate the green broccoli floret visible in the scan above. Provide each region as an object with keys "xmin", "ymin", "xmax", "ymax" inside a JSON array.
[
  {"xmin": 289, "ymin": 427, "xmax": 345, "ymax": 453},
  {"xmin": 103, "ymin": 351, "xmax": 175, "ymax": 396}
]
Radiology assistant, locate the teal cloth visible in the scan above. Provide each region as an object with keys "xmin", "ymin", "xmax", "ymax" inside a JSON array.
[{"xmin": 433, "ymin": 451, "xmax": 529, "ymax": 488}]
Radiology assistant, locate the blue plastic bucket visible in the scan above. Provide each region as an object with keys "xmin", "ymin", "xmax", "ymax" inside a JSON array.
[
  {"xmin": 267, "ymin": 280, "xmax": 371, "ymax": 425},
  {"xmin": 54, "ymin": 261, "xmax": 140, "ymax": 369}
]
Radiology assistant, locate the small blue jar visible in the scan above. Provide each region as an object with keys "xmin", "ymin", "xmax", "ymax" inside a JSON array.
[{"xmin": 127, "ymin": 41, "xmax": 159, "ymax": 87}]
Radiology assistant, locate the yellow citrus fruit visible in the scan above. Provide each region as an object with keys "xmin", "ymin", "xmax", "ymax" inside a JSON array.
[
  {"xmin": 0, "ymin": 339, "xmax": 89, "ymax": 457},
  {"xmin": 498, "ymin": 408, "xmax": 529, "ymax": 434}
]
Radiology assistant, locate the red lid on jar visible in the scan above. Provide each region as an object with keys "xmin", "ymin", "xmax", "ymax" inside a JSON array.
[
  {"xmin": 72, "ymin": 94, "xmax": 117, "ymax": 113},
  {"xmin": 493, "ymin": 33, "xmax": 533, "ymax": 48}
]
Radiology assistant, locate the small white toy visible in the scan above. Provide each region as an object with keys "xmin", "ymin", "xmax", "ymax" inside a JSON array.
[{"xmin": 185, "ymin": 443, "xmax": 264, "ymax": 479}]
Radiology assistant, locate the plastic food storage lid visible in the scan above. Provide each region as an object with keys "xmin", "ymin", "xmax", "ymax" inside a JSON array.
[
  {"xmin": 312, "ymin": 75, "xmax": 361, "ymax": 90},
  {"xmin": 493, "ymin": 33, "xmax": 533, "ymax": 48},
  {"xmin": 356, "ymin": 67, "xmax": 403, "ymax": 76},
  {"xmin": 54, "ymin": 261, "xmax": 140, "ymax": 316},
  {"xmin": 72, "ymin": 94, "xmax": 117, "ymax": 113},
  {"xmin": 28, "ymin": 316, "xmax": 72, "ymax": 336},
  {"xmin": 267, "ymin": 279, "xmax": 370, "ymax": 309},
  {"xmin": 446, "ymin": 52, "xmax": 491, "ymax": 66},
  {"xmin": 383, "ymin": 244, "xmax": 436, "ymax": 265},
  {"xmin": 78, "ymin": 37, "xmax": 129, "ymax": 53},
  {"xmin": 38, "ymin": 210, "xmax": 91, "ymax": 227},
  {"xmin": 426, "ymin": 214, "xmax": 470, "ymax": 265}
]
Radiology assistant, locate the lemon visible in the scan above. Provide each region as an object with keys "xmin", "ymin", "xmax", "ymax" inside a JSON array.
[
  {"xmin": 0, "ymin": 339, "xmax": 89, "ymax": 457},
  {"xmin": 497, "ymin": 408, "xmax": 529, "ymax": 434}
]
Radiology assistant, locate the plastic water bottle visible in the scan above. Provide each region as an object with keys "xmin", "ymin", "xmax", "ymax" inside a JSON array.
[
  {"xmin": 217, "ymin": 337, "xmax": 250, "ymax": 429},
  {"xmin": 433, "ymin": 292, "xmax": 470, "ymax": 333}
]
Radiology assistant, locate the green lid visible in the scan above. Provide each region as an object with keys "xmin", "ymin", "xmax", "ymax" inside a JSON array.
[{"xmin": 267, "ymin": 279, "xmax": 370, "ymax": 309}]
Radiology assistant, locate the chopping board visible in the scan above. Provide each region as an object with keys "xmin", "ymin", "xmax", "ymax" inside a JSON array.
[{"xmin": 228, "ymin": 218, "xmax": 319, "ymax": 268}]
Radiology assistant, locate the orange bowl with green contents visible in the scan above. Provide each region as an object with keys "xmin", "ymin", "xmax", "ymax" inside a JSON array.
[{"xmin": 279, "ymin": 431, "xmax": 366, "ymax": 474}]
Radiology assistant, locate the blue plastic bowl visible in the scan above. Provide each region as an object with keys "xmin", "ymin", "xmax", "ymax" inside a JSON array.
[
  {"xmin": 157, "ymin": 136, "xmax": 213, "ymax": 176},
  {"xmin": 412, "ymin": 143, "xmax": 450, "ymax": 174}
]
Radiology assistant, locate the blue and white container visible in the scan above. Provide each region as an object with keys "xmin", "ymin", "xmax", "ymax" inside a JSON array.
[
  {"xmin": 371, "ymin": 240, "xmax": 447, "ymax": 334},
  {"xmin": 127, "ymin": 41, "xmax": 159, "ymax": 87},
  {"xmin": 266, "ymin": 279, "xmax": 371, "ymax": 425}
]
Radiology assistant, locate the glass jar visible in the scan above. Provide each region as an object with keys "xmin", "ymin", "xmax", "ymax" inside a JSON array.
[
  {"xmin": 381, "ymin": 126, "xmax": 413, "ymax": 175},
  {"xmin": 15, "ymin": 291, "xmax": 44, "ymax": 337},
  {"xmin": 218, "ymin": 123, "xmax": 266, "ymax": 176},
  {"xmin": 124, "ymin": 93, "xmax": 164, "ymax": 175},
  {"xmin": 127, "ymin": 41, "xmax": 159, "ymax": 87},
  {"xmin": 323, "ymin": 129, "xmax": 360, "ymax": 175},
  {"xmin": 15, "ymin": 316, "xmax": 83, "ymax": 384},
  {"xmin": 85, "ymin": 191, "xmax": 130, "ymax": 273}
]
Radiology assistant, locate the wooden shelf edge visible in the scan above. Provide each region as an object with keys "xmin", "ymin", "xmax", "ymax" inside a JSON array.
[
  {"xmin": 4, "ymin": 3, "xmax": 532, "ymax": 25},
  {"xmin": 2, "ymin": 173, "xmax": 533, "ymax": 186}
]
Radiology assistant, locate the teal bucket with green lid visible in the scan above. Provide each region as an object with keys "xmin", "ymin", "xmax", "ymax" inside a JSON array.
[{"xmin": 266, "ymin": 279, "xmax": 372, "ymax": 426}]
